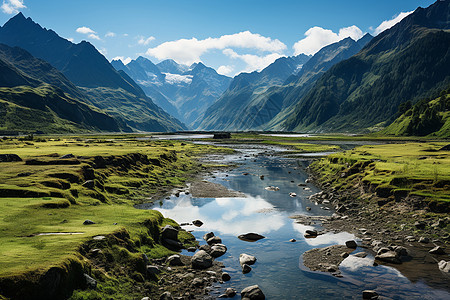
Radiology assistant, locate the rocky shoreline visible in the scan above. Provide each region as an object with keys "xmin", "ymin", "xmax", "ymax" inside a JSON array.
[
  {"xmin": 292, "ymin": 164, "xmax": 450, "ymax": 292},
  {"xmin": 147, "ymin": 225, "xmax": 265, "ymax": 300}
]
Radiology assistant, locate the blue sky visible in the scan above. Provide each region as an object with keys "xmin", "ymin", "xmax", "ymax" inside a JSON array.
[{"xmin": 0, "ymin": 0, "xmax": 436, "ymax": 76}]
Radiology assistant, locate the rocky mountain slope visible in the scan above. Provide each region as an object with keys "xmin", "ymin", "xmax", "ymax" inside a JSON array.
[{"xmin": 112, "ymin": 57, "xmax": 231, "ymax": 128}]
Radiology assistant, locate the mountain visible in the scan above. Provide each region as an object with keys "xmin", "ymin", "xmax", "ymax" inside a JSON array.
[
  {"xmin": 381, "ymin": 86, "xmax": 450, "ymax": 138},
  {"xmin": 198, "ymin": 34, "xmax": 374, "ymax": 131},
  {"xmin": 197, "ymin": 54, "xmax": 310, "ymax": 130},
  {"xmin": 283, "ymin": 0, "xmax": 450, "ymax": 133},
  {"xmin": 0, "ymin": 13, "xmax": 185, "ymax": 132},
  {"xmin": 112, "ymin": 57, "xmax": 232, "ymax": 128},
  {"xmin": 0, "ymin": 44, "xmax": 121, "ymax": 133}
]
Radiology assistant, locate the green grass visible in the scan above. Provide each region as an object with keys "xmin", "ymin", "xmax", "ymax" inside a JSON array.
[
  {"xmin": 311, "ymin": 142, "xmax": 450, "ymax": 203},
  {"xmin": 0, "ymin": 136, "xmax": 231, "ymax": 299}
]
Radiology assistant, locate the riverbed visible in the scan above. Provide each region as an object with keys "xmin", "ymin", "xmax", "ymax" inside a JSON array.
[{"xmin": 138, "ymin": 143, "xmax": 450, "ymax": 299}]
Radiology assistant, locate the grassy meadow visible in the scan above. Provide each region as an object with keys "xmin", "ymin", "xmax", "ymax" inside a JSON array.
[
  {"xmin": 0, "ymin": 135, "xmax": 231, "ymax": 299},
  {"xmin": 311, "ymin": 142, "xmax": 450, "ymax": 205}
]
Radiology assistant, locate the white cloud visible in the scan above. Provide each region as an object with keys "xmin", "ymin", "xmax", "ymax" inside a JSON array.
[
  {"xmin": 163, "ymin": 73, "xmax": 193, "ymax": 85},
  {"xmin": 76, "ymin": 26, "xmax": 102, "ymax": 41},
  {"xmin": 113, "ymin": 56, "xmax": 132, "ymax": 65},
  {"xmin": 373, "ymin": 11, "xmax": 413, "ymax": 35},
  {"xmin": 217, "ymin": 65, "xmax": 234, "ymax": 76},
  {"xmin": 138, "ymin": 36, "xmax": 155, "ymax": 46},
  {"xmin": 1, "ymin": 0, "xmax": 26, "ymax": 14},
  {"xmin": 88, "ymin": 33, "xmax": 101, "ymax": 40},
  {"xmin": 293, "ymin": 25, "xmax": 364, "ymax": 56},
  {"xmin": 105, "ymin": 32, "xmax": 116, "ymax": 38},
  {"xmin": 76, "ymin": 26, "xmax": 95, "ymax": 35},
  {"xmin": 223, "ymin": 48, "xmax": 284, "ymax": 73},
  {"xmin": 146, "ymin": 31, "xmax": 286, "ymax": 65}
]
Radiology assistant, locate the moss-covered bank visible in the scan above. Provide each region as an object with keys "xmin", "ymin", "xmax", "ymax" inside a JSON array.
[{"xmin": 0, "ymin": 136, "xmax": 230, "ymax": 299}]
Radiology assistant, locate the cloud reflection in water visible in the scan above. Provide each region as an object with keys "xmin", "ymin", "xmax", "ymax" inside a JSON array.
[{"xmin": 153, "ymin": 194, "xmax": 286, "ymax": 236}]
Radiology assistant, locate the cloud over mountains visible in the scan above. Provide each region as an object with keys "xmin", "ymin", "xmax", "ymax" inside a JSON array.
[{"xmin": 1, "ymin": 0, "xmax": 25, "ymax": 14}]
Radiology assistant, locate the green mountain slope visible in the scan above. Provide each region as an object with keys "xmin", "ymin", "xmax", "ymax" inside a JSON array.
[
  {"xmin": 0, "ymin": 13, "xmax": 185, "ymax": 132},
  {"xmin": 0, "ymin": 85, "xmax": 121, "ymax": 133},
  {"xmin": 382, "ymin": 87, "xmax": 450, "ymax": 138},
  {"xmin": 283, "ymin": 0, "xmax": 450, "ymax": 133},
  {"xmin": 0, "ymin": 44, "xmax": 121, "ymax": 133},
  {"xmin": 198, "ymin": 54, "xmax": 310, "ymax": 130}
]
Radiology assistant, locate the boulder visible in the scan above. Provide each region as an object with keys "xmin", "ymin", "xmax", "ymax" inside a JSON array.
[
  {"xmin": 429, "ymin": 246, "xmax": 446, "ymax": 255},
  {"xmin": 438, "ymin": 260, "xmax": 450, "ymax": 273},
  {"xmin": 353, "ymin": 252, "xmax": 367, "ymax": 258},
  {"xmin": 345, "ymin": 240, "xmax": 357, "ymax": 248},
  {"xmin": 238, "ymin": 233, "xmax": 265, "ymax": 241},
  {"xmin": 239, "ymin": 253, "xmax": 256, "ymax": 266},
  {"xmin": 192, "ymin": 219, "xmax": 203, "ymax": 227},
  {"xmin": 375, "ymin": 251, "xmax": 401, "ymax": 264},
  {"xmin": 167, "ymin": 254, "xmax": 183, "ymax": 266},
  {"xmin": 83, "ymin": 219, "xmax": 95, "ymax": 225},
  {"xmin": 161, "ymin": 225, "xmax": 179, "ymax": 241},
  {"xmin": 362, "ymin": 290, "xmax": 379, "ymax": 299},
  {"xmin": 203, "ymin": 232, "xmax": 215, "ymax": 241},
  {"xmin": 84, "ymin": 273, "xmax": 97, "ymax": 289},
  {"xmin": 163, "ymin": 238, "xmax": 183, "ymax": 250},
  {"xmin": 191, "ymin": 250, "xmax": 213, "ymax": 269},
  {"xmin": 225, "ymin": 288, "xmax": 237, "ymax": 297},
  {"xmin": 199, "ymin": 244, "xmax": 211, "ymax": 252},
  {"xmin": 393, "ymin": 246, "xmax": 408, "ymax": 257},
  {"xmin": 241, "ymin": 285, "xmax": 265, "ymax": 300},
  {"xmin": 304, "ymin": 230, "xmax": 318, "ymax": 238},
  {"xmin": 242, "ymin": 264, "xmax": 252, "ymax": 274},
  {"xmin": 210, "ymin": 244, "xmax": 227, "ymax": 258},
  {"xmin": 221, "ymin": 272, "xmax": 231, "ymax": 281},
  {"xmin": 206, "ymin": 236, "xmax": 222, "ymax": 245}
]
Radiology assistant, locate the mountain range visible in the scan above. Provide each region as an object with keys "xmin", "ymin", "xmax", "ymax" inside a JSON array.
[
  {"xmin": 282, "ymin": 0, "xmax": 450, "ymax": 132},
  {"xmin": 0, "ymin": 43, "xmax": 120, "ymax": 133},
  {"xmin": 0, "ymin": 0, "xmax": 448, "ymax": 136},
  {"xmin": 112, "ymin": 57, "xmax": 232, "ymax": 128},
  {"xmin": 197, "ymin": 54, "xmax": 310, "ymax": 130},
  {"xmin": 198, "ymin": 35, "xmax": 372, "ymax": 130},
  {"xmin": 0, "ymin": 13, "xmax": 185, "ymax": 133}
]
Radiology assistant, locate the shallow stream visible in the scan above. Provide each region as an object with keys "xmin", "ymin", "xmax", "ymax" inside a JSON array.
[{"xmin": 138, "ymin": 143, "xmax": 450, "ymax": 299}]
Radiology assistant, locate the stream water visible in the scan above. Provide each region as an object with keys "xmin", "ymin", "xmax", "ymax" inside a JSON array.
[{"xmin": 137, "ymin": 143, "xmax": 450, "ymax": 299}]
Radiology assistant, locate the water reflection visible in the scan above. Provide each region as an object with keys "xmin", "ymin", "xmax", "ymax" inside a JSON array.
[
  {"xmin": 137, "ymin": 144, "xmax": 450, "ymax": 299},
  {"xmin": 292, "ymin": 222, "xmax": 356, "ymax": 246},
  {"xmin": 145, "ymin": 194, "xmax": 286, "ymax": 236}
]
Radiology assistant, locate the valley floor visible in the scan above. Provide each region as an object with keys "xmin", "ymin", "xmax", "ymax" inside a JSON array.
[{"xmin": 0, "ymin": 133, "xmax": 448, "ymax": 299}]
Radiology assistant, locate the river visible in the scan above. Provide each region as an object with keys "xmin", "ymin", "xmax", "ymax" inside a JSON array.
[{"xmin": 137, "ymin": 142, "xmax": 450, "ymax": 299}]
